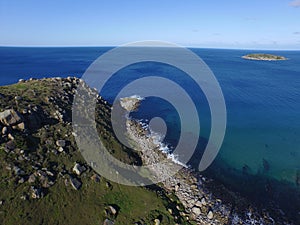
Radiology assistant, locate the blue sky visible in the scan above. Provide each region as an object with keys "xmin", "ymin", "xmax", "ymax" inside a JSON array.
[{"xmin": 0, "ymin": 0, "xmax": 300, "ymax": 49}]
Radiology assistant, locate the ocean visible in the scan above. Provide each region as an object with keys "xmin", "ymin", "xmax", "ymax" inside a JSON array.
[{"xmin": 0, "ymin": 46, "xmax": 299, "ymax": 217}]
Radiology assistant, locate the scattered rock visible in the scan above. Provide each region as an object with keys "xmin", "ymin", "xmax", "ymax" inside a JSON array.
[
  {"xmin": 207, "ymin": 210, "xmax": 214, "ymax": 220},
  {"xmin": 20, "ymin": 195, "xmax": 27, "ymax": 201},
  {"xmin": 30, "ymin": 186, "xmax": 44, "ymax": 199},
  {"xmin": 36, "ymin": 170, "xmax": 53, "ymax": 188},
  {"xmin": 64, "ymin": 178, "xmax": 69, "ymax": 187},
  {"xmin": 28, "ymin": 174, "xmax": 36, "ymax": 183},
  {"xmin": 154, "ymin": 218, "xmax": 161, "ymax": 225},
  {"xmin": 8, "ymin": 133, "xmax": 14, "ymax": 140},
  {"xmin": 195, "ymin": 200, "xmax": 202, "ymax": 207},
  {"xmin": 107, "ymin": 205, "xmax": 117, "ymax": 215},
  {"xmin": 191, "ymin": 184, "xmax": 198, "ymax": 190},
  {"xmin": 15, "ymin": 96, "xmax": 22, "ymax": 101},
  {"xmin": 72, "ymin": 163, "xmax": 86, "ymax": 176},
  {"xmin": 201, "ymin": 197, "xmax": 207, "ymax": 206},
  {"xmin": 46, "ymin": 170, "xmax": 54, "ymax": 177},
  {"xmin": 14, "ymin": 122, "xmax": 25, "ymax": 131},
  {"xmin": 5, "ymin": 140, "xmax": 15, "ymax": 153},
  {"xmin": 58, "ymin": 147, "xmax": 64, "ymax": 153},
  {"xmin": 56, "ymin": 140, "xmax": 66, "ymax": 147},
  {"xmin": 18, "ymin": 177, "xmax": 25, "ymax": 184},
  {"xmin": 2, "ymin": 126, "xmax": 8, "ymax": 135},
  {"xmin": 0, "ymin": 109, "xmax": 23, "ymax": 126},
  {"xmin": 69, "ymin": 177, "xmax": 82, "ymax": 190},
  {"xmin": 91, "ymin": 174, "xmax": 101, "ymax": 182},
  {"xmin": 103, "ymin": 219, "xmax": 114, "ymax": 225},
  {"xmin": 175, "ymin": 183, "xmax": 180, "ymax": 192},
  {"xmin": 106, "ymin": 182, "xmax": 112, "ymax": 189},
  {"xmin": 13, "ymin": 166, "xmax": 25, "ymax": 175},
  {"xmin": 192, "ymin": 206, "xmax": 201, "ymax": 216}
]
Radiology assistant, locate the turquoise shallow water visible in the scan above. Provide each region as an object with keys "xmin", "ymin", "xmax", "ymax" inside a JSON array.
[{"xmin": 1, "ymin": 47, "xmax": 300, "ymax": 217}]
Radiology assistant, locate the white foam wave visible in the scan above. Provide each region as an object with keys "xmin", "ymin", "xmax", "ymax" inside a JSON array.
[
  {"xmin": 138, "ymin": 120, "xmax": 188, "ymax": 168},
  {"xmin": 128, "ymin": 94, "xmax": 145, "ymax": 101}
]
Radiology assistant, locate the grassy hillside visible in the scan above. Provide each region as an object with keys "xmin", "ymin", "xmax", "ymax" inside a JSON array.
[{"xmin": 0, "ymin": 78, "xmax": 192, "ymax": 225}]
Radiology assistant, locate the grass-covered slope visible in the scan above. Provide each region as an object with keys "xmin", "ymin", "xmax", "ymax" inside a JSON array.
[{"xmin": 0, "ymin": 78, "xmax": 190, "ymax": 225}]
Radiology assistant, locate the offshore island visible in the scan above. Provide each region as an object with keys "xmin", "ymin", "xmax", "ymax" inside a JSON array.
[{"xmin": 242, "ymin": 53, "xmax": 287, "ymax": 61}]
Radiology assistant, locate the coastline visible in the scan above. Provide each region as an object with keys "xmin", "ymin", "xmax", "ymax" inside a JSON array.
[
  {"xmin": 121, "ymin": 96, "xmax": 295, "ymax": 224},
  {"xmin": 0, "ymin": 77, "xmax": 297, "ymax": 224}
]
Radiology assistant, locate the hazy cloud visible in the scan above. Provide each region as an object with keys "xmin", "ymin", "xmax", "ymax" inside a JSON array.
[
  {"xmin": 293, "ymin": 32, "xmax": 300, "ymax": 35},
  {"xmin": 289, "ymin": 0, "xmax": 300, "ymax": 7}
]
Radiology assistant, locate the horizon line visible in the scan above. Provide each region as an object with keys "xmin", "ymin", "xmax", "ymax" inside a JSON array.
[{"xmin": 1, "ymin": 45, "xmax": 300, "ymax": 51}]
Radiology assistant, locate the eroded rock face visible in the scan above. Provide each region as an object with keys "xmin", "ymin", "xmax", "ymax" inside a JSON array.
[{"xmin": 0, "ymin": 109, "xmax": 23, "ymax": 126}]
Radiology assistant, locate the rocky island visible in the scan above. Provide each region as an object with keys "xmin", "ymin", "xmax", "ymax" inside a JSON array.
[
  {"xmin": 0, "ymin": 78, "xmax": 297, "ymax": 224},
  {"xmin": 242, "ymin": 53, "xmax": 287, "ymax": 61}
]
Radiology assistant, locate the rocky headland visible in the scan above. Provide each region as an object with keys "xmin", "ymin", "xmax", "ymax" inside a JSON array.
[{"xmin": 0, "ymin": 77, "xmax": 187, "ymax": 225}]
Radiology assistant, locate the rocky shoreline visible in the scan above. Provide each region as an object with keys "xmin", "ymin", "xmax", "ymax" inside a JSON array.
[{"xmin": 121, "ymin": 96, "xmax": 295, "ymax": 225}]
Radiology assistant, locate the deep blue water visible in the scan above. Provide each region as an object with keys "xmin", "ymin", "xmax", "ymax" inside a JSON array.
[{"xmin": 1, "ymin": 47, "xmax": 300, "ymax": 216}]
